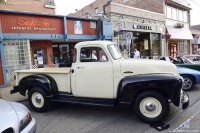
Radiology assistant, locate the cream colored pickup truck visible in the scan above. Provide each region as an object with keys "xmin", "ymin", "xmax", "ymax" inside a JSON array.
[{"xmin": 11, "ymin": 41, "xmax": 189, "ymax": 123}]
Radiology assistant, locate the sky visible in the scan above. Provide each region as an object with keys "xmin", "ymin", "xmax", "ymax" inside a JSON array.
[
  {"xmin": 55, "ymin": 0, "xmax": 200, "ymax": 26},
  {"xmin": 54, "ymin": 0, "xmax": 95, "ymax": 15}
]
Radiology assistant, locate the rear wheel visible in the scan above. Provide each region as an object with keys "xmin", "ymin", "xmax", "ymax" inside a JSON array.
[
  {"xmin": 182, "ymin": 75, "xmax": 194, "ymax": 91},
  {"xmin": 28, "ymin": 87, "xmax": 49, "ymax": 112},
  {"xmin": 133, "ymin": 91, "xmax": 169, "ymax": 123}
]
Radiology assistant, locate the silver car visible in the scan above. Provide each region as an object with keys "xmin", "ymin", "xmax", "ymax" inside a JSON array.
[{"xmin": 0, "ymin": 99, "xmax": 36, "ymax": 133}]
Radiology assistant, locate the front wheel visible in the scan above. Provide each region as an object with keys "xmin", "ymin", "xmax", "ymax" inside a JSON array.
[
  {"xmin": 182, "ymin": 75, "xmax": 194, "ymax": 91},
  {"xmin": 28, "ymin": 87, "xmax": 49, "ymax": 112},
  {"xmin": 133, "ymin": 91, "xmax": 169, "ymax": 123}
]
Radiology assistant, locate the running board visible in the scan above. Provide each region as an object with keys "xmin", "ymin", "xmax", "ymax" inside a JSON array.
[{"xmin": 51, "ymin": 93, "xmax": 115, "ymax": 107}]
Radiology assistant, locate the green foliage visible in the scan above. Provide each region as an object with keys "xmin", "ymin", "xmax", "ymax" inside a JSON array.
[{"xmin": 0, "ymin": 0, "xmax": 6, "ymax": 4}]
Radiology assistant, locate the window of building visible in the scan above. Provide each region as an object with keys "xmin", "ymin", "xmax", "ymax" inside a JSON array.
[
  {"xmin": 183, "ymin": 11, "xmax": 188, "ymax": 22},
  {"xmin": 172, "ymin": 7, "xmax": 177, "ymax": 20},
  {"xmin": 3, "ymin": 40, "xmax": 31, "ymax": 70},
  {"xmin": 178, "ymin": 10, "xmax": 183, "ymax": 21},
  {"xmin": 150, "ymin": 33, "xmax": 160, "ymax": 57},
  {"xmin": 178, "ymin": 40, "xmax": 189, "ymax": 56},
  {"xmin": 167, "ymin": 6, "xmax": 172, "ymax": 19},
  {"xmin": 45, "ymin": 0, "xmax": 56, "ymax": 8},
  {"xmin": 95, "ymin": 7, "xmax": 98, "ymax": 14},
  {"xmin": 165, "ymin": 5, "xmax": 189, "ymax": 23},
  {"xmin": 33, "ymin": 49, "xmax": 47, "ymax": 65}
]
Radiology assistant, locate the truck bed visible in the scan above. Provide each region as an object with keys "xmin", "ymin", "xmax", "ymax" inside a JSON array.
[{"xmin": 15, "ymin": 68, "xmax": 71, "ymax": 93}]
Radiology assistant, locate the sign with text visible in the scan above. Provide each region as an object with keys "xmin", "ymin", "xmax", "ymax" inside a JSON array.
[{"xmin": 0, "ymin": 13, "xmax": 64, "ymax": 34}]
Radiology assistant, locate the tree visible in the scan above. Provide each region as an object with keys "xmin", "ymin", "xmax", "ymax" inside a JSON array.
[{"xmin": 0, "ymin": 0, "xmax": 6, "ymax": 4}]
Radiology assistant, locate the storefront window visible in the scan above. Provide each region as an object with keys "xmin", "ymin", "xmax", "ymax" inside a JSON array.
[
  {"xmin": 150, "ymin": 33, "xmax": 160, "ymax": 57},
  {"xmin": 178, "ymin": 40, "xmax": 189, "ymax": 56},
  {"xmin": 33, "ymin": 49, "xmax": 47, "ymax": 65}
]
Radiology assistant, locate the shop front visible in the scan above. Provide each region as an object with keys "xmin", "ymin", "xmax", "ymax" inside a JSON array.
[
  {"xmin": 112, "ymin": 19, "xmax": 165, "ymax": 58},
  {"xmin": 0, "ymin": 10, "xmax": 111, "ymax": 86},
  {"xmin": 109, "ymin": 3, "xmax": 165, "ymax": 58},
  {"xmin": 166, "ymin": 24, "xmax": 193, "ymax": 57}
]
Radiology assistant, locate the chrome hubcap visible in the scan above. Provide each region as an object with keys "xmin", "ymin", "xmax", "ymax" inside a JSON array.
[
  {"xmin": 145, "ymin": 102, "xmax": 156, "ymax": 112},
  {"xmin": 183, "ymin": 77, "xmax": 192, "ymax": 90},
  {"xmin": 35, "ymin": 96, "xmax": 41, "ymax": 103}
]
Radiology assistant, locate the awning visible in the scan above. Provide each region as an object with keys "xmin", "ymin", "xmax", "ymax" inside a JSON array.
[{"xmin": 166, "ymin": 27, "xmax": 193, "ymax": 40}]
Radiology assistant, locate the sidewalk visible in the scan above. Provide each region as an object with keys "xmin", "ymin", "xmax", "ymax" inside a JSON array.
[{"xmin": 0, "ymin": 86, "xmax": 27, "ymax": 101}]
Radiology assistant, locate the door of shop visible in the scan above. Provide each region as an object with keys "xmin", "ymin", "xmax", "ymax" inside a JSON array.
[
  {"xmin": 0, "ymin": 56, "xmax": 4, "ymax": 85},
  {"xmin": 169, "ymin": 43, "xmax": 178, "ymax": 58}
]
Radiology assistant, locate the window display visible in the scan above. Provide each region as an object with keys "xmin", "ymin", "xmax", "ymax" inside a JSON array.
[{"xmin": 33, "ymin": 49, "xmax": 47, "ymax": 65}]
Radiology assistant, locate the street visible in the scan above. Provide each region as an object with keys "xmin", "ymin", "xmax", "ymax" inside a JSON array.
[{"xmin": 2, "ymin": 86, "xmax": 200, "ymax": 133}]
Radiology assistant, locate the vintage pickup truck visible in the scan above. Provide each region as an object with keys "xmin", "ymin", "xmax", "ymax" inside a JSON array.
[{"xmin": 11, "ymin": 41, "xmax": 189, "ymax": 123}]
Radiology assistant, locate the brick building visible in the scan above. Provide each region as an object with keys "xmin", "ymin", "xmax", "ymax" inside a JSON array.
[
  {"xmin": 71, "ymin": 0, "xmax": 193, "ymax": 58},
  {"xmin": 0, "ymin": 0, "xmax": 55, "ymax": 14}
]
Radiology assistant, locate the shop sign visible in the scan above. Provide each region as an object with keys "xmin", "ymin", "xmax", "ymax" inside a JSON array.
[
  {"xmin": 11, "ymin": 17, "xmax": 56, "ymax": 31},
  {"xmin": 74, "ymin": 20, "xmax": 83, "ymax": 34},
  {"xmin": 132, "ymin": 24, "xmax": 152, "ymax": 30}
]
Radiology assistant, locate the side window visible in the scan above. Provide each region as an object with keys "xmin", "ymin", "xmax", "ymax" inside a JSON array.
[
  {"xmin": 99, "ymin": 48, "xmax": 108, "ymax": 61},
  {"xmin": 80, "ymin": 47, "xmax": 108, "ymax": 62}
]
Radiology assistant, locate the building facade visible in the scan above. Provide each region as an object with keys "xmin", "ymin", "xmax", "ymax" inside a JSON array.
[
  {"xmin": 71, "ymin": 0, "xmax": 166, "ymax": 58},
  {"xmin": 165, "ymin": 0, "xmax": 193, "ymax": 57},
  {"xmin": 0, "ymin": 10, "xmax": 111, "ymax": 87},
  {"xmin": 0, "ymin": 0, "xmax": 55, "ymax": 14},
  {"xmin": 71, "ymin": 0, "xmax": 193, "ymax": 58}
]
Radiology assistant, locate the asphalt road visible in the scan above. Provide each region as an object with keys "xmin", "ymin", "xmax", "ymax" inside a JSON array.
[{"xmin": 2, "ymin": 86, "xmax": 200, "ymax": 133}]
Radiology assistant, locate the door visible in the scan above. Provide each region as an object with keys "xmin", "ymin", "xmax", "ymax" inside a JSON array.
[
  {"xmin": 170, "ymin": 43, "xmax": 178, "ymax": 58},
  {"xmin": 73, "ymin": 46, "xmax": 114, "ymax": 99}
]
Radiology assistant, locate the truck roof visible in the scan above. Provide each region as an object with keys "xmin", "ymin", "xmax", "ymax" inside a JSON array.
[{"xmin": 75, "ymin": 41, "xmax": 116, "ymax": 48}]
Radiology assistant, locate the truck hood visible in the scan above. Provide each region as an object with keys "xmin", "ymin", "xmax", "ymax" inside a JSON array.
[{"xmin": 120, "ymin": 59, "xmax": 179, "ymax": 77}]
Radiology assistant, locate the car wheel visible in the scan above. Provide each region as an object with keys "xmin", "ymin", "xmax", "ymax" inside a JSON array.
[
  {"xmin": 182, "ymin": 75, "xmax": 194, "ymax": 91},
  {"xmin": 28, "ymin": 87, "xmax": 49, "ymax": 112},
  {"xmin": 133, "ymin": 91, "xmax": 169, "ymax": 123}
]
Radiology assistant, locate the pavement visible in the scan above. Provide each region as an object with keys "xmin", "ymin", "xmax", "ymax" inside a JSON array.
[{"xmin": 0, "ymin": 86, "xmax": 27, "ymax": 101}]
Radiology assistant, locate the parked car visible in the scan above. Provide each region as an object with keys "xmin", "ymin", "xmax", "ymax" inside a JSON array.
[
  {"xmin": 0, "ymin": 99, "xmax": 36, "ymax": 133},
  {"xmin": 160, "ymin": 56, "xmax": 200, "ymax": 71},
  {"xmin": 177, "ymin": 66, "xmax": 200, "ymax": 91},
  {"xmin": 183, "ymin": 54, "xmax": 200, "ymax": 64},
  {"xmin": 160, "ymin": 57, "xmax": 200, "ymax": 91}
]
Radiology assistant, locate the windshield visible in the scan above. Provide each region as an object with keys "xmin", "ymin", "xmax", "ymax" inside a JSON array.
[
  {"xmin": 181, "ymin": 57, "xmax": 196, "ymax": 64},
  {"xmin": 107, "ymin": 44, "xmax": 122, "ymax": 60}
]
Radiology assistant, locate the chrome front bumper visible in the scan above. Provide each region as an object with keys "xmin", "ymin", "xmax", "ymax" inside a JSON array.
[{"xmin": 181, "ymin": 90, "xmax": 189, "ymax": 110}]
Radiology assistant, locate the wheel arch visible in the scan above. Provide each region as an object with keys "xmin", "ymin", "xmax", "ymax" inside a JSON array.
[
  {"xmin": 18, "ymin": 74, "xmax": 58, "ymax": 96},
  {"xmin": 117, "ymin": 74, "xmax": 183, "ymax": 107}
]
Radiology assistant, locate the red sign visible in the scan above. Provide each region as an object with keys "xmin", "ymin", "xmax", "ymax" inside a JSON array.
[
  {"xmin": 0, "ymin": 13, "xmax": 64, "ymax": 34},
  {"xmin": 17, "ymin": 17, "xmax": 51, "ymax": 27}
]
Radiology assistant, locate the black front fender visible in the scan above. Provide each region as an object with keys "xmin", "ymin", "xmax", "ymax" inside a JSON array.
[
  {"xmin": 17, "ymin": 74, "xmax": 58, "ymax": 96},
  {"xmin": 117, "ymin": 74, "xmax": 183, "ymax": 107}
]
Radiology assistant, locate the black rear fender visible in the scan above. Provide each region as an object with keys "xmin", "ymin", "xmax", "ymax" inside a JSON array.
[
  {"xmin": 117, "ymin": 74, "xmax": 183, "ymax": 106},
  {"xmin": 18, "ymin": 75, "xmax": 58, "ymax": 96}
]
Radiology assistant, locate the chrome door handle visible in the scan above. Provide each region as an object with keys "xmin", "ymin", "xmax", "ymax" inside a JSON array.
[{"xmin": 77, "ymin": 67, "xmax": 85, "ymax": 69}]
